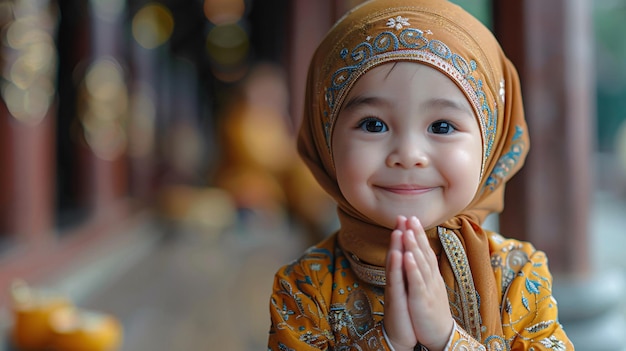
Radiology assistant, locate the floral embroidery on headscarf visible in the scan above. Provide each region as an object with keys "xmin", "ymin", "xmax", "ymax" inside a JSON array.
[
  {"xmin": 485, "ymin": 127, "xmax": 524, "ymax": 190},
  {"xmin": 485, "ymin": 125, "xmax": 525, "ymax": 191},
  {"xmin": 386, "ymin": 16, "xmax": 410, "ymax": 30}
]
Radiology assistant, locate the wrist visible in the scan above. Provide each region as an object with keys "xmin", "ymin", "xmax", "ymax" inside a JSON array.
[
  {"xmin": 381, "ymin": 322, "xmax": 415, "ymax": 351},
  {"xmin": 422, "ymin": 319, "xmax": 455, "ymax": 351}
]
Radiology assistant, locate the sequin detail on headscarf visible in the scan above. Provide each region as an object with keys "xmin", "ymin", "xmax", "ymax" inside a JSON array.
[{"xmin": 323, "ymin": 18, "xmax": 497, "ymax": 159}]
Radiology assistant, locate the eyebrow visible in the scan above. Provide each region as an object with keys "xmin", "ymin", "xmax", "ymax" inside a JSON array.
[
  {"xmin": 341, "ymin": 95, "xmax": 387, "ymax": 112},
  {"xmin": 423, "ymin": 98, "xmax": 474, "ymax": 117},
  {"xmin": 341, "ymin": 95, "xmax": 474, "ymax": 117}
]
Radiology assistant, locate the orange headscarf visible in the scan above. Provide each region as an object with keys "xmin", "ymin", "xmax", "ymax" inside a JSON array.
[{"xmin": 298, "ymin": 0, "xmax": 528, "ymax": 342}]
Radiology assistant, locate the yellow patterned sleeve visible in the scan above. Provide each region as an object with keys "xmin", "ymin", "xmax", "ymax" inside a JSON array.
[
  {"xmin": 437, "ymin": 237, "xmax": 574, "ymax": 351},
  {"xmin": 267, "ymin": 242, "xmax": 393, "ymax": 351},
  {"xmin": 268, "ymin": 249, "xmax": 334, "ymax": 350},
  {"xmin": 491, "ymin": 235, "xmax": 574, "ymax": 350}
]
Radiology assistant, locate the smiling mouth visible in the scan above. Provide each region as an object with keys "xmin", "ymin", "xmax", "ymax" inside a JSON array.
[{"xmin": 376, "ymin": 185, "xmax": 436, "ymax": 195}]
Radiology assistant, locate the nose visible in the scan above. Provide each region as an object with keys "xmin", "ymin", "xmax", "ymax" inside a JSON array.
[{"xmin": 385, "ymin": 134, "xmax": 430, "ymax": 168}]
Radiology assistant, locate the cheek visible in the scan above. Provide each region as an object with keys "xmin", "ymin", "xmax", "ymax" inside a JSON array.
[
  {"xmin": 334, "ymin": 146, "xmax": 363, "ymax": 186},
  {"xmin": 333, "ymin": 140, "xmax": 379, "ymax": 198},
  {"xmin": 445, "ymin": 147, "xmax": 483, "ymax": 194},
  {"xmin": 332, "ymin": 142, "xmax": 356, "ymax": 190}
]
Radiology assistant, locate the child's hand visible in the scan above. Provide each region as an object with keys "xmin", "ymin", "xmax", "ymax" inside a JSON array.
[
  {"xmin": 384, "ymin": 216, "xmax": 417, "ymax": 350},
  {"xmin": 384, "ymin": 216, "xmax": 454, "ymax": 351}
]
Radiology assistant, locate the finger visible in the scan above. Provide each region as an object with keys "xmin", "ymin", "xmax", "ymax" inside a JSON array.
[
  {"xmin": 407, "ymin": 216, "xmax": 422, "ymax": 233},
  {"xmin": 402, "ymin": 228, "xmax": 429, "ymax": 280},
  {"xmin": 386, "ymin": 229, "xmax": 404, "ymax": 266},
  {"xmin": 386, "ymin": 231, "xmax": 409, "ymax": 312},
  {"xmin": 409, "ymin": 217, "xmax": 439, "ymax": 272},
  {"xmin": 386, "ymin": 248, "xmax": 407, "ymax": 298},
  {"xmin": 405, "ymin": 229, "xmax": 435, "ymax": 280},
  {"xmin": 402, "ymin": 228, "xmax": 418, "ymax": 255},
  {"xmin": 389, "ymin": 228, "xmax": 404, "ymax": 253},
  {"xmin": 386, "ymin": 230, "xmax": 406, "ymax": 294},
  {"xmin": 403, "ymin": 251, "xmax": 426, "ymax": 292},
  {"xmin": 396, "ymin": 215, "xmax": 408, "ymax": 232},
  {"xmin": 405, "ymin": 249, "xmax": 454, "ymax": 350}
]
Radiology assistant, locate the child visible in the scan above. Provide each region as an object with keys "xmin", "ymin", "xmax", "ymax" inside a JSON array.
[{"xmin": 268, "ymin": 0, "xmax": 574, "ymax": 350}]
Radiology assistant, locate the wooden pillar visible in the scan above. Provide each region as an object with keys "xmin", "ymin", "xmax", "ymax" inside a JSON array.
[
  {"xmin": 287, "ymin": 1, "xmax": 335, "ymax": 131},
  {"xmin": 0, "ymin": 1, "xmax": 59, "ymax": 244},
  {"xmin": 9, "ymin": 112, "xmax": 56, "ymax": 243},
  {"xmin": 0, "ymin": 102, "xmax": 14, "ymax": 234},
  {"xmin": 0, "ymin": 107, "xmax": 56, "ymax": 245},
  {"xmin": 494, "ymin": 0, "xmax": 592, "ymax": 276},
  {"xmin": 494, "ymin": 1, "xmax": 626, "ymax": 350}
]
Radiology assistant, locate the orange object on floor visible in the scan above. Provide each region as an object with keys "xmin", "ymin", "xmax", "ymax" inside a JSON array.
[
  {"xmin": 48, "ymin": 307, "xmax": 122, "ymax": 351},
  {"xmin": 10, "ymin": 281, "xmax": 72, "ymax": 351},
  {"xmin": 9, "ymin": 280, "xmax": 123, "ymax": 351}
]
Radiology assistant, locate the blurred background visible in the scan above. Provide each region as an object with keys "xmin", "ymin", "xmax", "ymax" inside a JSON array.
[{"xmin": 0, "ymin": 0, "xmax": 625, "ymax": 350}]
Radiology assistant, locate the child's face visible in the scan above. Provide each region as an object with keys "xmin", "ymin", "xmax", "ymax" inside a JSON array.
[{"xmin": 332, "ymin": 62, "xmax": 483, "ymax": 230}]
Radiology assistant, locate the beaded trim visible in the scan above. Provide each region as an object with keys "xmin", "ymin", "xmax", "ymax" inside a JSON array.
[
  {"xmin": 438, "ymin": 227, "xmax": 482, "ymax": 341},
  {"xmin": 345, "ymin": 252, "xmax": 387, "ymax": 287}
]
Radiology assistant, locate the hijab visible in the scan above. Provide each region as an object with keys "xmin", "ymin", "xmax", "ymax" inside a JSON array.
[{"xmin": 297, "ymin": 0, "xmax": 529, "ymax": 342}]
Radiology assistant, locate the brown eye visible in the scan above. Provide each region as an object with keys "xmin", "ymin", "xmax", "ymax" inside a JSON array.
[{"xmin": 358, "ymin": 118, "xmax": 388, "ymax": 133}]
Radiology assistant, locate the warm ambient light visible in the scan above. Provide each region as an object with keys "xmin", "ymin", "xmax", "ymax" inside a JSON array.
[
  {"xmin": 203, "ymin": 0, "xmax": 245, "ymax": 25},
  {"xmin": 79, "ymin": 58, "xmax": 129, "ymax": 161},
  {"xmin": 1, "ymin": 2, "xmax": 57, "ymax": 126},
  {"xmin": 132, "ymin": 3, "xmax": 174, "ymax": 49},
  {"xmin": 206, "ymin": 23, "xmax": 249, "ymax": 66}
]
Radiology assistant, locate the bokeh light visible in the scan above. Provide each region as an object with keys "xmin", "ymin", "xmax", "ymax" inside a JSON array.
[
  {"xmin": 132, "ymin": 3, "xmax": 174, "ymax": 49},
  {"xmin": 9, "ymin": 40, "xmax": 56, "ymax": 88},
  {"xmin": 206, "ymin": 23, "xmax": 249, "ymax": 66},
  {"xmin": 1, "ymin": 1, "xmax": 58, "ymax": 126},
  {"xmin": 203, "ymin": 0, "xmax": 245, "ymax": 25},
  {"xmin": 79, "ymin": 58, "xmax": 128, "ymax": 161},
  {"xmin": 2, "ymin": 80, "xmax": 53, "ymax": 124}
]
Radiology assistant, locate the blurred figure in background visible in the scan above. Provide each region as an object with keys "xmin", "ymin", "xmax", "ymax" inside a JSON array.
[{"xmin": 213, "ymin": 63, "xmax": 336, "ymax": 241}]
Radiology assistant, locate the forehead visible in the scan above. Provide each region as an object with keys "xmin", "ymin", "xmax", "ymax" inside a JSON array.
[
  {"xmin": 340, "ymin": 62, "xmax": 475, "ymax": 115},
  {"xmin": 345, "ymin": 62, "xmax": 462, "ymax": 97}
]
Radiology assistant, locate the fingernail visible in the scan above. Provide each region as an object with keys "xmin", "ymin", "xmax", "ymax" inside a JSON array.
[{"xmin": 411, "ymin": 216, "xmax": 419, "ymax": 226}]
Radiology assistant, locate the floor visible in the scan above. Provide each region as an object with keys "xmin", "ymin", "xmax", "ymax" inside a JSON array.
[{"xmin": 80, "ymin": 214, "xmax": 315, "ymax": 351}]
